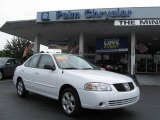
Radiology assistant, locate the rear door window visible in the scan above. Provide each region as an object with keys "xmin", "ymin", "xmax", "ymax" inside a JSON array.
[
  {"xmin": 28, "ymin": 55, "xmax": 41, "ymax": 68},
  {"xmin": 24, "ymin": 59, "xmax": 31, "ymax": 67}
]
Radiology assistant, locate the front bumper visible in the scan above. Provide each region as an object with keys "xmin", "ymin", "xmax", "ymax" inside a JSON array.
[{"xmin": 77, "ymin": 85, "xmax": 140, "ymax": 110}]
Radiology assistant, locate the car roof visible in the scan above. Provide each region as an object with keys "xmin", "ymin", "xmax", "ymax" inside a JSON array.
[
  {"xmin": 0, "ymin": 57, "xmax": 14, "ymax": 60},
  {"xmin": 0, "ymin": 57, "xmax": 22, "ymax": 61}
]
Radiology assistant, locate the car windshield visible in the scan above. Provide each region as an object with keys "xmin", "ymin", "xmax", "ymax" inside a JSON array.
[
  {"xmin": 0, "ymin": 58, "xmax": 7, "ymax": 65},
  {"xmin": 54, "ymin": 54, "xmax": 100, "ymax": 70}
]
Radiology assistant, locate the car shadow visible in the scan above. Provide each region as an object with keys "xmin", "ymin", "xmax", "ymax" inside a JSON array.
[
  {"xmin": 79, "ymin": 108, "xmax": 137, "ymax": 120},
  {"xmin": 0, "ymin": 76, "xmax": 13, "ymax": 81},
  {"xmin": 23, "ymin": 92, "xmax": 138, "ymax": 120}
]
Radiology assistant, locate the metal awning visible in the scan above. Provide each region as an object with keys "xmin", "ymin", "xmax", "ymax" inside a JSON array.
[{"xmin": 1, "ymin": 19, "xmax": 160, "ymax": 46}]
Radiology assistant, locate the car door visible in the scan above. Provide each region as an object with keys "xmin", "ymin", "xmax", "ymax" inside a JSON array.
[
  {"xmin": 10, "ymin": 59, "xmax": 22, "ymax": 75},
  {"xmin": 35, "ymin": 54, "xmax": 57, "ymax": 98},
  {"xmin": 5, "ymin": 59, "xmax": 16, "ymax": 76},
  {"xmin": 21, "ymin": 54, "xmax": 41, "ymax": 92}
]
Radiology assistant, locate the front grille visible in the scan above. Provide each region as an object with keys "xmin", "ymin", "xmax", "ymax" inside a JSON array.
[
  {"xmin": 109, "ymin": 96, "xmax": 138, "ymax": 106},
  {"xmin": 113, "ymin": 82, "xmax": 134, "ymax": 92}
]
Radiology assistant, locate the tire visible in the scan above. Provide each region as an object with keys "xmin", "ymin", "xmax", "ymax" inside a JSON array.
[
  {"xmin": 60, "ymin": 88, "xmax": 82, "ymax": 117},
  {"xmin": 16, "ymin": 79, "xmax": 29, "ymax": 98},
  {"xmin": 0, "ymin": 70, "xmax": 4, "ymax": 80}
]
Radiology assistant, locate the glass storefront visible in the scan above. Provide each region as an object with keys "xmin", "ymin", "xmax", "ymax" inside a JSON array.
[
  {"xmin": 135, "ymin": 35, "xmax": 160, "ymax": 74},
  {"xmin": 136, "ymin": 54, "xmax": 160, "ymax": 73},
  {"xmin": 95, "ymin": 53, "xmax": 129, "ymax": 74},
  {"xmin": 84, "ymin": 33, "xmax": 160, "ymax": 75},
  {"xmin": 90, "ymin": 37, "xmax": 130, "ymax": 74}
]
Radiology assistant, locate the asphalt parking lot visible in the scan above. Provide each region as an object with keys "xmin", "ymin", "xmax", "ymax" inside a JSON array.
[{"xmin": 0, "ymin": 79, "xmax": 160, "ymax": 120}]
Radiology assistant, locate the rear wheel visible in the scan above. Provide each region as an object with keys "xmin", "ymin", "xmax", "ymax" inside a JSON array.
[
  {"xmin": 0, "ymin": 70, "xmax": 4, "ymax": 80},
  {"xmin": 17, "ymin": 79, "xmax": 29, "ymax": 98},
  {"xmin": 60, "ymin": 88, "xmax": 82, "ymax": 116}
]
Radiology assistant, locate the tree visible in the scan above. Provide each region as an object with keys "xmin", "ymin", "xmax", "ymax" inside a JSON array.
[
  {"xmin": 0, "ymin": 50, "xmax": 6, "ymax": 57},
  {"xmin": 4, "ymin": 37, "xmax": 34, "ymax": 60}
]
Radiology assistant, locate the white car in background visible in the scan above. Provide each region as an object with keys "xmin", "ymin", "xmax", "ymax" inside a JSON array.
[{"xmin": 13, "ymin": 53, "xmax": 140, "ymax": 116}]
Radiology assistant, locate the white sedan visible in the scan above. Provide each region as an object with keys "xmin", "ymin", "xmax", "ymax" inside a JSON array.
[{"xmin": 13, "ymin": 53, "xmax": 140, "ymax": 116}]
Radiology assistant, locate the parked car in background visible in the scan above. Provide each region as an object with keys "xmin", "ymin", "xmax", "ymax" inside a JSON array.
[
  {"xmin": 13, "ymin": 53, "xmax": 140, "ymax": 116},
  {"xmin": 0, "ymin": 57, "xmax": 23, "ymax": 80}
]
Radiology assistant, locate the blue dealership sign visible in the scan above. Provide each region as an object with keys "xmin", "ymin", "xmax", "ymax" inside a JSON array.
[{"xmin": 96, "ymin": 37, "xmax": 128, "ymax": 53}]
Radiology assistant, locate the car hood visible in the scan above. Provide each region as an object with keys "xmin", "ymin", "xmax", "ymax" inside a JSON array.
[{"xmin": 63, "ymin": 70, "xmax": 133, "ymax": 84}]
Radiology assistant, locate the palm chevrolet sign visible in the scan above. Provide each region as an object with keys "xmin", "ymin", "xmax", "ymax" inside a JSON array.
[{"xmin": 114, "ymin": 19, "xmax": 160, "ymax": 26}]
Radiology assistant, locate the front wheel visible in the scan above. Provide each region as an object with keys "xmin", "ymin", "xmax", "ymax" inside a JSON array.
[
  {"xmin": 17, "ymin": 79, "xmax": 29, "ymax": 98},
  {"xmin": 60, "ymin": 88, "xmax": 82, "ymax": 116}
]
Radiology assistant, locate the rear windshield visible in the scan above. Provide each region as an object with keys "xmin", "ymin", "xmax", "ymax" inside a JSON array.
[{"xmin": 0, "ymin": 58, "xmax": 7, "ymax": 65}]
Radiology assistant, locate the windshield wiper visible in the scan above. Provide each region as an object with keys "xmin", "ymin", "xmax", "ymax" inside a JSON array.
[
  {"xmin": 81, "ymin": 68, "xmax": 94, "ymax": 70},
  {"xmin": 81, "ymin": 68, "xmax": 101, "ymax": 70},
  {"xmin": 63, "ymin": 68, "xmax": 78, "ymax": 69}
]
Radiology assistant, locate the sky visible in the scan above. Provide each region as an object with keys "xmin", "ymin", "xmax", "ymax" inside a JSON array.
[{"xmin": 0, "ymin": 0, "xmax": 160, "ymax": 51}]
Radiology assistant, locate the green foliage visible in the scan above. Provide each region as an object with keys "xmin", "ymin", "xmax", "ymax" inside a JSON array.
[
  {"xmin": 0, "ymin": 50, "xmax": 6, "ymax": 57},
  {"xmin": 4, "ymin": 37, "xmax": 34, "ymax": 60}
]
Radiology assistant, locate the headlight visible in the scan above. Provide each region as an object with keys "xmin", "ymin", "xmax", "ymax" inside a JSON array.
[{"xmin": 84, "ymin": 82, "xmax": 112, "ymax": 91}]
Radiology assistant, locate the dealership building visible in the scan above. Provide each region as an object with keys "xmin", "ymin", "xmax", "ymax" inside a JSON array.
[{"xmin": 1, "ymin": 7, "xmax": 160, "ymax": 75}]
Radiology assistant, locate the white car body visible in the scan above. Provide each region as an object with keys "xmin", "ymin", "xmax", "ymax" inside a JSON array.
[{"xmin": 13, "ymin": 53, "xmax": 140, "ymax": 110}]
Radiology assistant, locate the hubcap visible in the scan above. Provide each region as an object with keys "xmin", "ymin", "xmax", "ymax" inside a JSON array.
[
  {"xmin": 0, "ymin": 72, "xmax": 2, "ymax": 80},
  {"xmin": 62, "ymin": 92, "xmax": 75, "ymax": 114},
  {"xmin": 17, "ymin": 81, "xmax": 23, "ymax": 95}
]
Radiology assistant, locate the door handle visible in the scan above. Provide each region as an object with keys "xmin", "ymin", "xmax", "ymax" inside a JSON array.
[
  {"xmin": 35, "ymin": 72, "xmax": 39, "ymax": 75},
  {"xmin": 21, "ymin": 70, "xmax": 24, "ymax": 72}
]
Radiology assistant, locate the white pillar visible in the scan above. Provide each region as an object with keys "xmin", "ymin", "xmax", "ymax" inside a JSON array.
[
  {"xmin": 34, "ymin": 34, "xmax": 41, "ymax": 53},
  {"xmin": 79, "ymin": 32, "xmax": 84, "ymax": 57},
  {"xmin": 131, "ymin": 31, "xmax": 136, "ymax": 75}
]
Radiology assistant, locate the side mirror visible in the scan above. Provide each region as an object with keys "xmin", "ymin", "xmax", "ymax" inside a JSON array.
[{"xmin": 44, "ymin": 65, "xmax": 56, "ymax": 71}]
